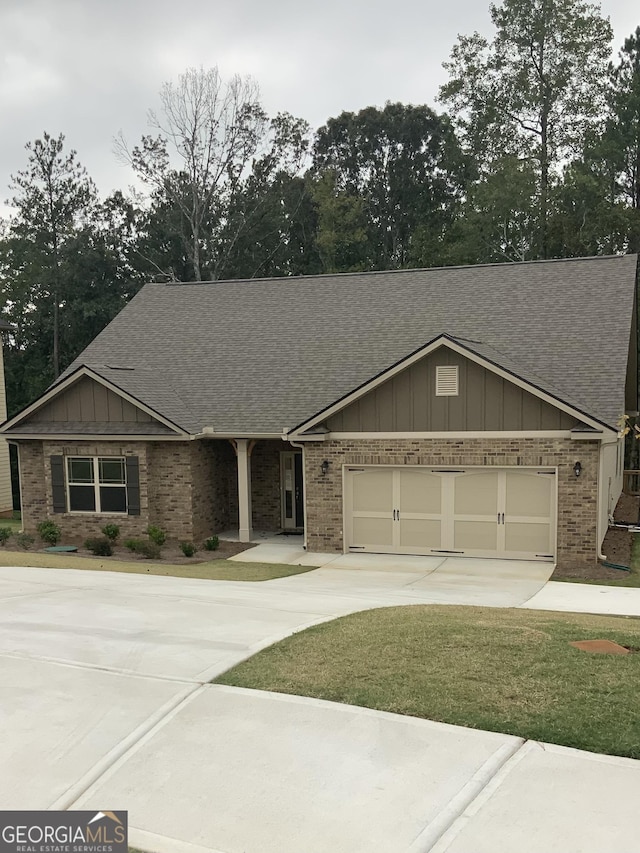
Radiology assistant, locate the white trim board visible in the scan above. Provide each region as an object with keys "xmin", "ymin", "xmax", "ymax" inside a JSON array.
[
  {"xmin": 287, "ymin": 335, "xmax": 615, "ymax": 439},
  {"xmin": 324, "ymin": 430, "xmax": 580, "ymax": 440}
]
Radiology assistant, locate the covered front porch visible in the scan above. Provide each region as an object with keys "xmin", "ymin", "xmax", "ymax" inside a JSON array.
[{"xmin": 197, "ymin": 438, "xmax": 304, "ymax": 544}]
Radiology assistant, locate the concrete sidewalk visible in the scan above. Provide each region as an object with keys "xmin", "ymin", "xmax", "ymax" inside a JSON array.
[{"xmin": 72, "ymin": 687, "xmax": 640, "ymax": 853}]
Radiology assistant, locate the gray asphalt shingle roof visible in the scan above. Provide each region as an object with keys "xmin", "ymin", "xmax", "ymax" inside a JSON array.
[{"xmin": 59, "ymin": 254, "xmax": 638, "ymax": 434}]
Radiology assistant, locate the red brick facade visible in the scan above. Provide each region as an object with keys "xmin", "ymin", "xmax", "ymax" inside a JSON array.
[
  {"xmin": 16, "ymin": 437, "xmax": 292, "ymax": 545},
  {"xmin": 304, "ymin": 437, "xmax": 600, "ymax": 570},
  {"xmin": 17, "ymin": 434, "xmax": 601, "ymax": 568}
]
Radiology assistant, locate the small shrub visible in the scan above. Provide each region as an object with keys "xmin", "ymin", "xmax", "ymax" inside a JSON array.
[
  {"xmin": 146, "ymin": 525, "xmax": 166, "ymax": 547},
  {"xmin": 16, "ymin": 533, "xmax": 35, "ymax": 550},
  {"xmin": 101, "ymin": 523, "xmax": 120, "ymax": 543},
  {"xmin": 180, "ymin": 541, "xmax": 197, "ymax": 557},
  {"xmin": 204, "ymin": 535, "xmax": 219, "ymax": 551},
  {"xmin": 0, "ymin": 527, "xmax": 13, "ymax": 546},
  {"xmin": 37, "ymin": 520, "xmax": 62, "ymax": 546},
  {"xmin": 84, "ymin": 537, "xmax": 113, "ymax": 557},
  {"xmin": 124, "ymin": 538, "xmax": 161, "ymax": 559}
]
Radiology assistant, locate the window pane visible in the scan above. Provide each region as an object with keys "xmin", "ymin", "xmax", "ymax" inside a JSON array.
[
  {"xmin": 68, "ymin": 458, "xmax": 94, "ymax": 484},
  {"xmin": 99, "ymin": 486, "xmax": 127, "ymax": 513},
  {"xmin": 69, "ymin": 485, "xmax": 96, "ymax": 511},
  {"xmin": 99, "ymin": 458, "xmax": 125, "ymax": 484}
]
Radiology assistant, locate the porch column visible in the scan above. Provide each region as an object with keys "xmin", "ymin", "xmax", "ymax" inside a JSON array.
[{"xmin": 236, "ymin": 439, "xmax": 253, "ymax": 542}]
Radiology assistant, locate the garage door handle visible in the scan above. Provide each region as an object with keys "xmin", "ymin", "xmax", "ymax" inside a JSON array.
[{"xmin": 497, "ymin": 513, "xmax": 505, "ymax": 524}]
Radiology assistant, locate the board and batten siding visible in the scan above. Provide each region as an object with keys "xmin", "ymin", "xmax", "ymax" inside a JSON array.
[
  {"xmin": 28, "ymin": 376, "xmax": 154, "ymax": 424},
  {"xmin": 326, "ymin": 348, "xmax": 580, "ymax": 432}
]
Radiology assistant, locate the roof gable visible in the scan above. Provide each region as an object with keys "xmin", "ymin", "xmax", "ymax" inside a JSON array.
[
  {"xmin": 2, "ymin": 368, "xmax": 187, "ymax": 436},
  {"xmin": 322, "ymin": 341, "xmax": 582, "ymax": 434}
]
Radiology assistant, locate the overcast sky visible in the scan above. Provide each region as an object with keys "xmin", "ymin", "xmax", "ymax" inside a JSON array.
[{"xmin": 0, "ymin": 0, "xmax": 638, "ymax": 212}]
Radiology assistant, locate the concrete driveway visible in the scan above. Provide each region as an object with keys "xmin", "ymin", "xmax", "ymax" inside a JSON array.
[{"xmin": 1, "ymin": 563, "xmax": 639, "ymax": 853}]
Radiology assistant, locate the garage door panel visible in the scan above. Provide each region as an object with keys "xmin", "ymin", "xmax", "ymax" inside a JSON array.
[
  {"xmin": 505, "ymin": 472, "xmax": 552, "ymax": 518},
  {"xmin": 345, "ymin": 466, "xmax": 555, "ymax": 562},
  {"xmin": 454, "ymin": 472, "xmax": 499, "ymax": 515},
  {"xmin": 398, "ymin": 470, "xmax": 441, "ymax": 514},
  {"xmin": 454, "ymin": 520, "xmax": 499, "ymax": 551},
  {"xmin": 352, "ymin": 469, "xmax": 394, "ymax": 513},
  {"xmin": 399, "ymin": 519, "xmax": 441, "ymax": 549},
  {"xmin": 505, "ymin": 522, "xmax": 552, "ymax": 554},
  {"xmin": 352, "ymin": 517, "xmax": 394, "ymax": 548}
]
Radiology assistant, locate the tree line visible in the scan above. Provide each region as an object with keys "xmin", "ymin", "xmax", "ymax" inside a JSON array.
[{"xmin": 1, "ymin": 0, "xmax": 639, "ymax": 417}]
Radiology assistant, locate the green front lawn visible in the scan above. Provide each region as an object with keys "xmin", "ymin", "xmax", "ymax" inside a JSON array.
[
  {"xmin": 217, "ymin": 605, "xmax": 640, "ymax": 759},
  {"xmin": 0, "ymin": 550, "xmax": 315, "ymax": 581}
]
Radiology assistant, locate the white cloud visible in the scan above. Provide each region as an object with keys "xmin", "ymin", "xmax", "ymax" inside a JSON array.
[{"xmin": 0, "ymin": 0, "xmax": 636, "ymax": 210}]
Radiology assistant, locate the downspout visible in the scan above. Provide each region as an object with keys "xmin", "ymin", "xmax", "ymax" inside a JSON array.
[
  {"xmin": 597, "ymin": 434, "xmax": 621, "ymax": 562},
  {"xmin": 288, "ymin": 437, "xmax": 308, "ymax": 550}
]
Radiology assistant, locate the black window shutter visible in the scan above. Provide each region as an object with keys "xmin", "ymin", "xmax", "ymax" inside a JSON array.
[
  {"xmin": 51, "ymin": 456, "xmax": 67, "ymax": 513},
  {"xmin": 126, "ymin": 456, "xmax": 140, "ymax": 516}
]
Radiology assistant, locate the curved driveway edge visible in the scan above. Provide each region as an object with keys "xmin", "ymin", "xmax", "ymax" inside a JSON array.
[{"xmin": 2, "ymin": 564, "xmax": 640, "ymax": 852}]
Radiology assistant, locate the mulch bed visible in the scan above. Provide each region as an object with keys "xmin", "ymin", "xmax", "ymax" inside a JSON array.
[
  {"xmin": 551, "ymin": 492, "xmax": 639, "ymax": 581},
  {"xmin": 46, "ymin": 538, "xmax": 253, "ymax": 565}
]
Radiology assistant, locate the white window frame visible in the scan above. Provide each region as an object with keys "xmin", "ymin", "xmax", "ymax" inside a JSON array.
[{"xmin": 66, "ymin": 456, "xmax": 128, "ymax": 514}]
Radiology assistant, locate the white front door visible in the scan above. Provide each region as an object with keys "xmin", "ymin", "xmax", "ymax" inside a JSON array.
[{"xmin": 345, "ymin": 466, "xmax": 555, "ymax": 561}]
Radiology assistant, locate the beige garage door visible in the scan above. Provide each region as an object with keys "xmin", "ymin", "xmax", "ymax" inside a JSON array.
[{"xmin": 345, "ymin": 467, "xmax": 555, "ymax": 561}]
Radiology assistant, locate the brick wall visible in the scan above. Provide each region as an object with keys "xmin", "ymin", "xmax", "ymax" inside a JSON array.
[
  {"xmin": 18, "ymin": 439, "xmax": 153, "ymax": 542},
  {"xmin": 251, "ymin": 441, "xmax": 284, "ymax": 530},
  {"xmin": 304, "ymin": 438, "xmax": 600, "ymax": 570},
  {"xmin": 147, "ymin": 443, "xmax": 193, "ymax": 540},
  {"xmin": 17, "ymin": 437, "xmax": 291, "ymax": 546},
  {"xmin": 191, "ymin": 440, "xmax": 237, "ymax": 541}
]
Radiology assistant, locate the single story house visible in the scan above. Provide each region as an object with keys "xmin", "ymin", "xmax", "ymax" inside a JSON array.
[{"xmin": 2, "ymin": 254, "xmax": 638, "ymax": 570}]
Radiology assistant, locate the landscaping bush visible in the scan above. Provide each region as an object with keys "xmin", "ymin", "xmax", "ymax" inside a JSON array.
[
  {"xmin": 146, "ymin": 525, "xmax": 166, "ymax": 547},
  {"xmin": 37, "ymin": 520, "xmax": 62, "ymax": 546},
  {"xmin": 84, "ymin": 537, "xmax": 113, "ymax": 557},
  {"xmin": 0, "ymin": 527, "xmax": 12, "ymax": 546},
  {"xmin": 180, "ymin": 542, "xmax": 197, "ymax": 557},
  {"xmin": 124, "ymin": 538, "xmax": 161, "ymax": 559},
  {"xmin": 16, "ymin": 533, "xmax": 34, "ymax": 550},
  {"xmin": 204, "ymin": 535, "xmax": 219, "ymax": 551},
  {"xmin": 101, "ymin": 523, "xmax": 120, "ymax": 543}
]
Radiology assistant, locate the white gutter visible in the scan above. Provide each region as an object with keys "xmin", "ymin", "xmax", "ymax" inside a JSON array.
[
  {"xmin": 597, "ymin": 434, "xmax": 622, "ymax": 562},
  {"xmin": 287, "ymin": 436, "xmax": 308, "ymax": 551}
]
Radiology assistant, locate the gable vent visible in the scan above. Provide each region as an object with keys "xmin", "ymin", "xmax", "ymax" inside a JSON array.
[{"xmin": 435, "ymin": 365, "xmax": 459, "ymax": 396}]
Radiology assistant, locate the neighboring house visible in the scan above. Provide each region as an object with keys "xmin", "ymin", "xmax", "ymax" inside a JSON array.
[
  {"xmin": 1, "ymin": 255, "xmax": 638, "ymax": 570},
  {"xmin": 0, "ymin": 320, "xmax": 14, "ymax": 517}
]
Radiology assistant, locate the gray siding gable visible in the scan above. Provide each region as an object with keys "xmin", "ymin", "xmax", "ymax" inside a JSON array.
[{"xmin": 326, "ymin": 346, "xmax": 580, "ymax": 432}]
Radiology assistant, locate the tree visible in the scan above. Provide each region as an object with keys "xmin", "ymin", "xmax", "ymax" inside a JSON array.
[
  {"xmin": 313, "ymin": 103, "xmax": 467, "ymax": 270},
  {"xmin": 439, "ymin": 0, "xmax": 613, "ymax": 258},
  {"xmin": 606, "ymin": 26, "xmax": 640, "ymax": 251},
  {"xmin": 117, "ymin": 66, "xmax": 311, "ymax": 281},
  {"xmin": 7, "ymin": 133, "xmax": 96, "ymax": 378}
]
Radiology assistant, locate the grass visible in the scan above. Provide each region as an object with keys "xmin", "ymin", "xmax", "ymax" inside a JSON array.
[
  {"xmin": 217, "ymin": 604, "xmax": 640, "ymax": 759},
  {"xmin": 0, "ymin": 550, "xmax": 315, "ymax": 581}
]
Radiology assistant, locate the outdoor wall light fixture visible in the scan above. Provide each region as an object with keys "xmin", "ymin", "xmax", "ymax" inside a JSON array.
[
  {"xmin": 573, "ymin": 461, "xmax": 582, "ymax": 478},
  {"xmin": 321, "ymin": 460, "xmax": 330, "ymax": 476}
]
